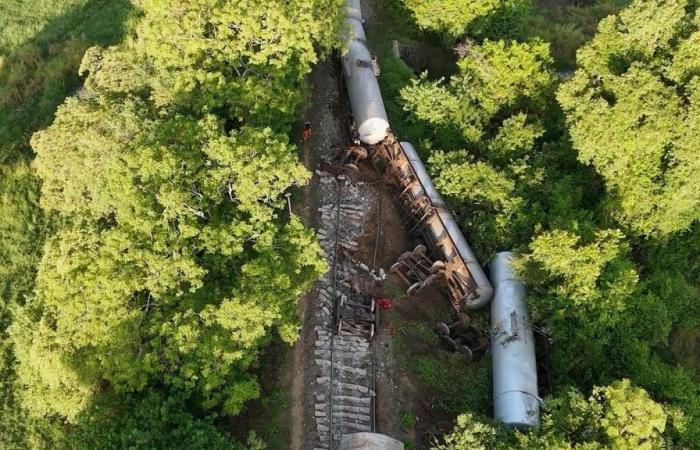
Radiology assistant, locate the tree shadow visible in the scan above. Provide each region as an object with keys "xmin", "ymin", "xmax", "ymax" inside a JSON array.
[
  {"xmin": 0, "ymin": 0, "xmax": 138, "ymax": 165},
  {"xmin": 519, "ymin": 0, "xmax": 631, "ymax": 71}
]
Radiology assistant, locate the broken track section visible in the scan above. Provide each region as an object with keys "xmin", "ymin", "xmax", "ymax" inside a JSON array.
[{"xmin": 312, "ymin": 172, "xmax": 377, "ymax": 449}]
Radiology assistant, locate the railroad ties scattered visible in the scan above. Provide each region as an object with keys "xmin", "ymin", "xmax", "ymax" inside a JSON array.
[{"xmin": 312, "ymin": 169, "xmax": 376, "ymax": 450}]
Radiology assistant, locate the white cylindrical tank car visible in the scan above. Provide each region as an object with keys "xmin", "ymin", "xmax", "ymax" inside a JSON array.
[
  {"xmin": 345, "ymin": 0, "xmax": 362, "ymax": 21},
  {"xmin": 340, "ymin": 432, "xmax": 404, "ymax": 450},
  {"xmin": 346, "ymin": 17, "xmax": 366, "ymax": 42},
  {"xmin": 342, "ymin": 1, "xmax": 390, "ymax": 145},
  {"xmin": 490, "ymin": 252, "xmax": 540, "ymax": 428}
]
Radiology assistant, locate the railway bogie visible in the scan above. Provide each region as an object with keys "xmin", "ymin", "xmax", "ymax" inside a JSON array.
[{"xmin": 370, "ymin": 138, "xmax": 493, "ymax": 310}]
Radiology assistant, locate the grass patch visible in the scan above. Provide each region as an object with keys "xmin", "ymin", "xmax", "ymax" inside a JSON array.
[
  {"xmin": 395, "ymin": 316, "xmax": 438, "ymax": 342},
  {"xmin": 401, "ymin": 410, "xmax": 418, "ymax": 430},
  {"xmin": 523, "ymin": 0, "xmax": 631, "ymax": 70},
  {"xmin": 393, "ymin": 315, "xmax": 492, "ymax": 417},
  {"xmin": 230, "ymin": 338, "xmax": 293, "ymax": 450},
  {"xmin": 383, "ymin": 281, "xmax": 407, "ymax": 302},
  {"xmin": 0, "ymin": 0, "xmax": 139, "ymax": 162},
  {"xmin": 257, "ymin": 388, "xmax": 290, "ymax": 448}
]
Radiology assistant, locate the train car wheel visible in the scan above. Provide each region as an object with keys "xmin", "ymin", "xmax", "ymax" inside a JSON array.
[
  {"xmin": 389, "ymin": 262, "xmax": 403, "ymax": 273},
  {"xmin": 457, "ymin": 345, "xmax": 473, "ymax": 363},
  {"xmin": 439, "ymin": 334, "xmax": 457, "ymax": 352},
  {"xmin": 430, "ymin": 260, "xmax": 446, "ymax": 274},
  {"xmin": 433, "ymin": 322, "xmax": 450, "ymax": 336},
  {"xmin": 397, "ymin": 251, "xmax": 412, "ymax": 262},
  {"xmin": 407, "ymin": 282, "xmax": 422, "ymax": 297}
]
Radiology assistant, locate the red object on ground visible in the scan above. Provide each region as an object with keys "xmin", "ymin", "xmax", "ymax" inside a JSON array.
[{"xmin": 376, "ymin": 297, "xmax": 393, "ymax": 310}]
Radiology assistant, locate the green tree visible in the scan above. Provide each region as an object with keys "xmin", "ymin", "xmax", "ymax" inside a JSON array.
[
  {"xmin": 24, "ymin": 100, "xmax": 326, "ymax": 420},
  {"xmin": 80, "ymin": 0, "xmax": 344, "ymax": 131},
  {"xmin": 516, "ymin": 229, "xmax": 700, "ymax": 446},
  {"xmin": 6, "ymin": 0, "xmax": 340, "ymax": 444},
  {"xmin": 558, "ymin": 0, "xmax": 700, "ymax": 236},
  {"xmin": 66, "ymin": 390, "xmax": 239, "ymax": 450},
  {"xmin": 434, "ymin": 380, "xmax": 670, "ymax": 450},
  {"xmin": 514, "ymin": 229, "xmax": 638, "ymax": 383},
  {"xmin": 518, "ymin": 229, "xmax": 637, "ymax": 312},
  {"xmin": 402, "ymin": 0, "xmax": 531, "ymax": 41},
  {"xmin": 401, "ymin": 39, "xmax": 587, "ymax": 257},
  {"xmin": 402, "ymin": 39, "xmax": 553, "ymax": 145}
]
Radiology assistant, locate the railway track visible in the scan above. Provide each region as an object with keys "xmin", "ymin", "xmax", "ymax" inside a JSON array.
[{"xmin": 311, "ymin": 170, "xmax": 378, "ymax": 450}]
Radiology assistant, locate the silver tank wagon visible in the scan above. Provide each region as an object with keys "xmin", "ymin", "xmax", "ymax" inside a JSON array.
[
  {"xmin": 490, "ymin": 252, "xmax": 540, "ymax": 428},
  {"xmin": 342, "ymin": 1, "xmax": 390, "ymax": 144}
]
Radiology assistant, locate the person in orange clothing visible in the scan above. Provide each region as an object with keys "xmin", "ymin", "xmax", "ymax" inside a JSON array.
[{"xmin": 301, "ymin": 120, "xmax": 312, "ymax": 142}]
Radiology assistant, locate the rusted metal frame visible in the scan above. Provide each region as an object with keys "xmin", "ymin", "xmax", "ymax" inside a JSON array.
[{"xmin": 371, "ymin": 134, "xmax": 481, "ymax": 308}]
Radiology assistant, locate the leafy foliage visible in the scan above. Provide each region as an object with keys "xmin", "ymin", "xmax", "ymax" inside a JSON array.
[
  {"xmin": 66, "ymin": 391, "xmax": 240, "ymax": 450},
  {"xmin": 435, "ymin": 380, "xmax": 671, "ymax": 450},
  {"xmin": 402, "ymin": 39, "xmax": 553, "ymax": 145},
  {"xmin": 558, "ymin": 0, "xmax": 700, "ymax": 236},
  {"xmin": 0, "ymin": 1, "xmax": 138, "ymax": 446},
  {"xmin": 1, "ymin": 0, "xmax": 343, "ymax": 447},
  {"xmin": 522, "ymin": 0, "xmax": 631, "ymax": 70},
  {"xmin": 398, "ymin": 0, "xmax": 700, "ymax": 447},
  {"xmin": 516, "ymin": 227, "xmax": 700, "ymax": 446},
  {"xmin": 400, "ymin": 39, "xmax": 588, "ymax": 257},
  {"xmin": 402, "ymin": 0, "xmax": 532, "ymax": 42},
  {"xmin": 0, "ymin": 0, "xmax": 138, "ymax": 355},
  {"xmin": 518, "ymin": 229, "xmax": 636, "ymax": 311},
  {"xmin": 17, "ymin": 0, "xmax": 338, "ymax": 424}
]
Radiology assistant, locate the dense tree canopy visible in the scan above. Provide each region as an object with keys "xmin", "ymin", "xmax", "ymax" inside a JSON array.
[
  {"xmin": 1, "ymin": 0, "xmax": 343, "ymax": 447},
  {"xmin": 558, "ymin": 0, "xmax": 700, "ymax": 236},
  {"xmin": 400, "ymin": 39, "xmax": 587, "ymax": 257},
  {"xmin": 65, "ymin": 391, "xmax": 251, "ymax": 450},
  {"xmin": 402, "ymin": 39, "xmax": 553, "ymax": 145},
  {"xmin": 1, "ymin": 0, "xmax": 698, "ymax": 447}
]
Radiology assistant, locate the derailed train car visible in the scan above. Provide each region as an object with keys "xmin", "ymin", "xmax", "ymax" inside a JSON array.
[
  {"xmin": 340, "ymin": 0, "xmax": 492, "ymax": 311},
  {"xmin": 339, "ymin": 0, "xmax": 540, "ymax": 429},
  {"xmin": 372, "ymin": 138, "xmax": 493, "ymax": 311}
]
